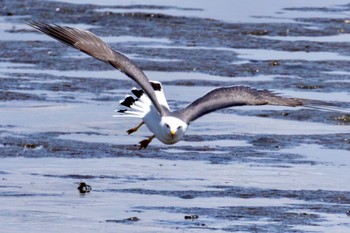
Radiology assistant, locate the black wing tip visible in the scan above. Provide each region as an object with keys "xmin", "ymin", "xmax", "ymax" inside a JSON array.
[
  {"xmin": 131, "ymin": 89, "xmax": 144, "ymax": 98},
  {"xmin": 27, "ymin": 20, "xmax": 62, "ymax": 28},
  {"xmin": 27, "ymin": 21, "xmax": 76, "ymax": 35},
  {"xmin": 150, "ymin": 81, "xmax": 162, "ymax": 91},
  {"xmin": 26, "ymin": 20, "xmax": 40, "ymax": 26},
  {"xmin": 27, "ymin": 20, "xmax": 44, "ymax": 32},
  {"xmin": 120, "ymin": 96, "xmax": 136, "ymax": 107},
  {"xmin": 27, "ymin": 20, "xmax": 52, "ymax": 30},
  {"xmin": 27, "ymin": 21, "xmax": 59, "ymax": 37}
]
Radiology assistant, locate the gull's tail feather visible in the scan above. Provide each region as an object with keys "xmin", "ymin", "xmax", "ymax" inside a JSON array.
[
  {"xmin": 115, "ymin": 88, "xmax": 152, "ymax": 118},
  {"xmin": 115, "ymin": 80, "xmax": 170, "ymax": 119}
]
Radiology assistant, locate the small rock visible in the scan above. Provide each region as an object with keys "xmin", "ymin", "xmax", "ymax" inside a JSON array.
[
  {"xmin": 247, "ymin": 30, "xmax": 269, "ymax": 36},
  {"xmin": 184, "ymin": 215, "xmax": 199, "ymax": 220},
  {"xmin": 77, "ymin": 182, "xmax": 92, "ymax": 193},
  {"xmin": 106, "ymin": 216, "xmax": 140, "ymax": 223},
  {"xmin": 334, "ymin": 114, "xmax": 350, "ymax": 124},
  {"xmin": 297, "ymin": 85, "xmax": 321, "ymax": 90},
  {"xmin": 24, "ymin": 143, "xmax": 37, "ymax": 149},
  {"xmin": 269, "ymin": 60, "xmax": 280, "ymax": 66},
  {"xmin": 180, "ymin": 194, "xmax": 195, "ymax": 199},
  {"xmin": 126, "ymin": 216, "xmax": 140, "ymax": 221}
]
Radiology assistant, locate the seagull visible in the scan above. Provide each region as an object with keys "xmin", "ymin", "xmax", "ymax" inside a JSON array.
[{"xmin": 29, "ymin": 21, "xmax": 305, "ymax": 149}]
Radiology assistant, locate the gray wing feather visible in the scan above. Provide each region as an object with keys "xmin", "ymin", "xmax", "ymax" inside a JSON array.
[
  {"xmin": 28, "ymin": 21, "xmax": 167, "ymax": 116},
  {"xmin": 175, "ymin": 86, "xmax": 303, "ymax": 123}
]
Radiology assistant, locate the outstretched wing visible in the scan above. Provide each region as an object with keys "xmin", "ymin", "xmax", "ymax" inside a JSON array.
[
  {"xmin": 175, "ymin": 86, "xmax": 303, "ymax": 123},
  {"xmin": 28, "ymin": 21, "xmax": 167, "ymax": 116}
]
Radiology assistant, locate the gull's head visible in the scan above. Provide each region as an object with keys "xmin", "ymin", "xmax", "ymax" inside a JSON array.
[{"xmin": 161, "ymin": 116, "xmax": 187, "ymax": 143}]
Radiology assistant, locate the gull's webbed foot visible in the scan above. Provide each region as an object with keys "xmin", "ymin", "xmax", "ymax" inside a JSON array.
[
  {"xmin": 139, "ymin": 135, "xmax": 155, "ymax": 149},
  {"xmin": 127, "ymin": 121, "xmax": 144, "ymax": 135}
]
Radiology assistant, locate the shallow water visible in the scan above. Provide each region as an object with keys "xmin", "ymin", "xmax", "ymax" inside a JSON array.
[{"xmin": 1, "ymin": 0, "xmax": 350, "ymax": 232}]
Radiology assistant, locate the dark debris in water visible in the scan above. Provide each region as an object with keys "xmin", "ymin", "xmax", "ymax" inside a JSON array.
[
  {"xmin": 77, "ymin": 182, "xmax": 92, "ymax": 194},
  {"xmin": 23, "ymin": 143, "xmax": 39, "ymax": 149},
  {"xmin": 333, "ymin": 114, "xmax": 350, "ymax": 124},
  {"xmin": 346, "ymin": 210, "xmax": 350, "ymax": 216},
  {"xmin": 106, "ymin": 216, "xmax": 140, "ymax": 224},
  {"xmin": 184, "ymin": 215, "xmax": 199, "ymax": 220},
  {"xmin": 297, "ymin": 84, "xmax": 323, "ymax": 90},
  {"xmin": 245, "ymin": 29, "xmax": 269, "ymax": 36}
]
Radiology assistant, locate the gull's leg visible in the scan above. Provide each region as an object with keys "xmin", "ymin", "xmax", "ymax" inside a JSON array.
[
  {"xmin": 127, "ymin": 121, "xmax": 144, "ymax": 135},
  {"xmin": 139, "ymin": 135, "xmax": 155, "ymax": 149}
]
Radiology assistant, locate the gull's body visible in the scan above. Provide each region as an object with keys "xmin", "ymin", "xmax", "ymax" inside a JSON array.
[
  {"xmin": 29, "ymin": 22, "xmax": 305, "ymax": 149},
  {"xmin": 116, "ymin": 81, "xmax": 187, "ymax": 145}
]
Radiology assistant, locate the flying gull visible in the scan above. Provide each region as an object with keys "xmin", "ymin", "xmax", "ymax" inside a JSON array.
[{"xmin": 29, "ymin": 22, "xmax": 306, "ymax": 149}]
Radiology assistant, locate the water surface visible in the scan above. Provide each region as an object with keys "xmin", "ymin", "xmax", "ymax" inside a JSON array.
[{"xmin": 1, "ymin": 0, "xmax": 350, "ymax": 232}]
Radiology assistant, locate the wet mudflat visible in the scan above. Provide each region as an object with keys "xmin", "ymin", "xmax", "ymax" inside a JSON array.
[{"xmin": 1, "ymin": 0, "xmax": 350, "ymax": 232}]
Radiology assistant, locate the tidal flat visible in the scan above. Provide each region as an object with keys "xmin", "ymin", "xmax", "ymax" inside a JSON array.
[{"xmin": 1, "ymin": 0, "xmax": 350, "ymax": 232}]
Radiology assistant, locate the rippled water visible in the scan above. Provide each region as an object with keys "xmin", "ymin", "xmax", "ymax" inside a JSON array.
[{"xmin": 1, "ymin": 0, "xmax": 350, "ymax": 232}]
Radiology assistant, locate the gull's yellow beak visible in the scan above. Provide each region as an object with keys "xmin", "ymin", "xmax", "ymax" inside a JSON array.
[{"xmin": 170, "ymin": 130, "xmax": 176, "ymax": 139}]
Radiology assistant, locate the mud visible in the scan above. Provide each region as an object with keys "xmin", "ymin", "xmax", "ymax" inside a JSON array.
[{"xmin": 1, "ymin": 0, "xmax": 350, "ymax": 232}]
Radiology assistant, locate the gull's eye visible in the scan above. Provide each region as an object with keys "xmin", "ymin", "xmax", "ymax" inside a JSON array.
[
  {"xmin": 177, "ymin": 126, "xmax": 182, "ymax": 130},
  {"xmin": 165, "ymin": 124, "xmax": 170, "ymax": 128}
]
